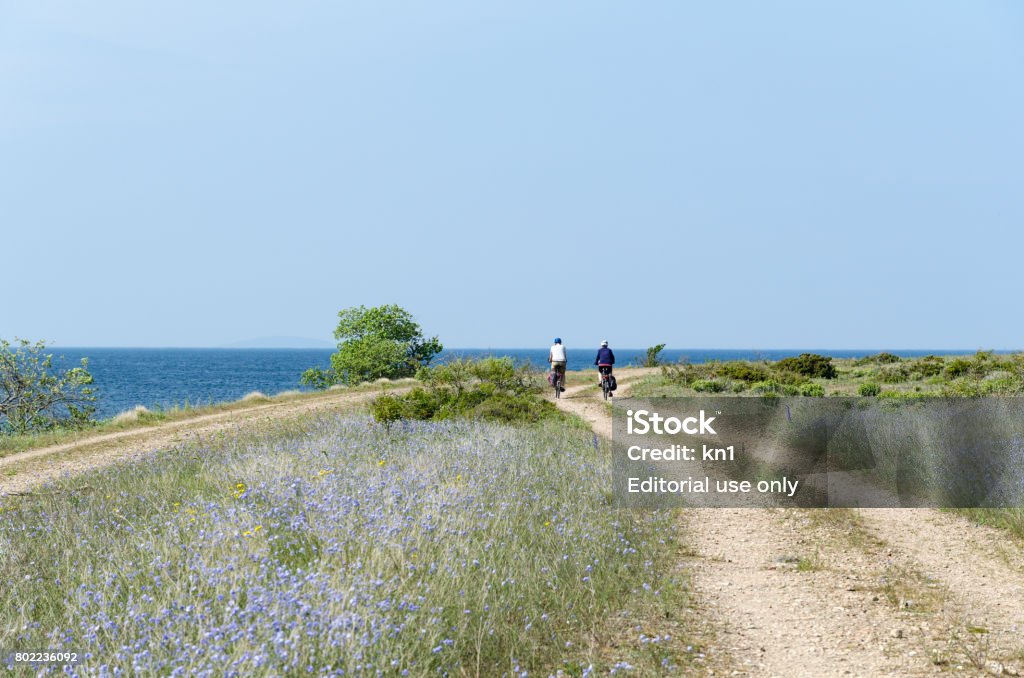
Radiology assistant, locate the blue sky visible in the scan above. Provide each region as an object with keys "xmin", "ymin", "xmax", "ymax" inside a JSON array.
[{"xmin": 3, "ymin": 1, "xmax": 1022, "ymax": 349}]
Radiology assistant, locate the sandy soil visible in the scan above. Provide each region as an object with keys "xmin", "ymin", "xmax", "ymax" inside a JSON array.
[{"xmin": 550, "ymin": 374, "xmax": 1024, "ymax": 677}]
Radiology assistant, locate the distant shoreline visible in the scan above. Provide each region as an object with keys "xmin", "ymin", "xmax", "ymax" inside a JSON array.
[{"xmin": 49, "ymin": 346, "xmax": 1022, "ymax": 352}]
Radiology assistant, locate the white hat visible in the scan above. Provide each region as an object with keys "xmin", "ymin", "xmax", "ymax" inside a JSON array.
[{"xmin": 601, "ymin": 340, "xmax": 609, "ymax": 347}]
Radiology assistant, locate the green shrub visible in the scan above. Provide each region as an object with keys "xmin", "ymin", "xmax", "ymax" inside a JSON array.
[
  {"xmin": 369, "ymin": 394, "xmax": 406, "ymax": 428},
  {"xmin": 400, "ymin": 387, "xmax": 443, "ymax": 420},
  {"xmin": 716, "ymin": 361, "xmax": 770, "ymax": 383},
  {"xmin": 857, "ymin": 382, "xmax": 881, "ymax": 397},
  {"xmin": 855, "ymin": 352, "xmax": 902, "ymax": 365},
  {"xmin": 775, "ymin": 353, "xmax": 837, "ymax": 379},
  {"xmin": 944, "ymin": 358, "xmax": 972, "ymax": 379},
  {"xmin": 941, "ymin": 379, "xmax": 981, "ymax": 397},
  {"xmin": 799, "ymin": 383, "xmax": 825, "ymax": 397},
  {"xmin": 416, "ymin": 358, "xmax": 474, "ymax": 394},
  {"xmin": 471, "ymin": 394, "xmax": 557, "ymax": 424},
  {"xmin": 979, "ymin": 376, "xmax": 1022, "ymax": 396},
  {"xmin": 910, "ymin": 356, "xmax": 945, "ymax": 378},
  {"xmin": 470, "ymin": 357, "xmax": 536, "ymax": 394},
  {"xmin": 692, "ymin": 379, "xmax": 727, "ymax": 393},
  {"xmin": 750, "ymin": 380, "xmax": 781, "ymax": 394},
  {"xmin": 660, "ymin": 363, "xmax": 697, "ymax": 386},
  {"xmin": 419, "ymin": 357, "xmax": 535, "ymax": 396},
  {"xmin": 877, "ymin": 389, "xmax": 929, "ymax": 400},
  {"xmin": 730, "ymin": 378, "xmax": 798, "ymax": 395},
  {"xmin": 964, "ymin": 350, "xmax": 1014, "ymax": 377},
  {"xmin": 371, "ymin": 358, "xmax": 556, "ymax": 426},
  {"xmin": 772, "ymin": 370, "xmax": 810, "ymax": 386},
  {"xmin": 878, "ymin": 364, "xmax": 911, "ymax": 383},
  {"xmin": 933, "ymin": 352, "xmax": 1011, "ymax": 385}
]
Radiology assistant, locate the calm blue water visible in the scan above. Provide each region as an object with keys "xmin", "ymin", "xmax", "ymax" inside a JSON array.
[{"xmin": 51, "ymin": 347, "xmax": 985, "ymax": 420}]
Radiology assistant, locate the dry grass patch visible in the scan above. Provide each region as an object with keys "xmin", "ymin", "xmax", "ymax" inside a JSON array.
[
  {"xmin": 877, "ymin": 564, "xmax": 946, "ymax": 615},
  {"xmin": 110, "ymin": 405, "xmax": 152, "ymax": 425}
]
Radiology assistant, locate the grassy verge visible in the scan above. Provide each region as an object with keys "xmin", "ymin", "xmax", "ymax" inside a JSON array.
[
  {"xmin": 0, "ymin": 379, "xmax": 415, "ymax": 460},
  {"xmin": 0, "ymin": 412, "xmax": 691, "ymax": 675},
  {"xmin": 630, "ymin": 351, "xmax": 1024, "ymax": 399},
  {"xmin": 630, "ymin": 353, "xmax": 1024, "ymax": 539},
  {"xmin": 950, "ymin": 509, "xmax": 1024, "ymax": 540}
]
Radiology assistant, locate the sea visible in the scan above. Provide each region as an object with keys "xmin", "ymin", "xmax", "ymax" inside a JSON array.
[{"xmin": 47, "ymin": 347, "xmax": 985, "ymax": 420}]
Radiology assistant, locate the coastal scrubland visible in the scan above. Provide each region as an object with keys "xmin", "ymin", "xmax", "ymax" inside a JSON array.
[
  {"xmin": 629, "ymin": 351, "xmax": 1024, "ymax": 538},
  {"xmin": 630, "ymin": 350, "xmax": 1024, "ymax": 399}
]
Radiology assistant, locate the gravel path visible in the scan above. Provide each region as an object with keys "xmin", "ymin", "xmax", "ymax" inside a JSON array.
[{"xmin": 550, "ymin": 377, "xmax": 1024, "ymax": 676}]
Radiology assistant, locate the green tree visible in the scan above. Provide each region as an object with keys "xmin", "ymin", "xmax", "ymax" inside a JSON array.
[
  {"xmin": 643, "ymin": 343, "xmax": 666, "ymax": 367},
  {"xmin": 0, "ymin": 339, "xmax": 97, "ymax": 433},
  {"xmin": 301, "ymin": 305, "xmax": 443, "ymax": 387}
]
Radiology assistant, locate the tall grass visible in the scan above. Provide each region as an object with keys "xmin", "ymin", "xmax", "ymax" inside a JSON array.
[
  {"xmin": 953, "ymin": 508, "xmax": 1024, "ymax": 540},
  {"xmin": 629, "ymin": 355, "xmax": 1024, "ymax": 536},
  {"xmin": 0, "ymin": 415, "xmax": 685, "ymax": 675},
  {"xmin": 0, "ymin": 380, "xmax": 415, "ymax": 460}
]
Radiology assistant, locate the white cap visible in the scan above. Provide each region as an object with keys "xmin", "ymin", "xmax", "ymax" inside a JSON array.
[{"xmin": 601, "ymin": 340, "xmax": 609, "ymax": 347}]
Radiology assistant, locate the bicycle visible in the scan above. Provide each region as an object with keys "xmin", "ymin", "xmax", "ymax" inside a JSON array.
[
  {"xmin": 551, "ymin": 365, "xmax": 566, "ymax": 399},
  {"xmin": 598, "ymin": 365, "xmax": 614, "ymax": 400}
]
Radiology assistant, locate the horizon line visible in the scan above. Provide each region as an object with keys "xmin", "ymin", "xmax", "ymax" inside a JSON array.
[{"xmin": 46, "ymin": 345, "xmax": 1021, "ymax": 352}]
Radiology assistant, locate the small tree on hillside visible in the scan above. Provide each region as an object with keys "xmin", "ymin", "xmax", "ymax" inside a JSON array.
[
  {"xmin": 301, "ymin": 305, "xmax": 443, "ymax": 388},
  {"xmin": 643, "ymin": 343, "xmax": 667, "ymax": 367},
  {"xmin": 0, "ymin": 339, "xmax": 97, "ymax": 433}
]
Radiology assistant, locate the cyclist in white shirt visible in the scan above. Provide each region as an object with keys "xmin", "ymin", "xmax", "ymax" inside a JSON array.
[{"xmin": 548, "ymin": 338, "xmax": 567, "ymax": 390}]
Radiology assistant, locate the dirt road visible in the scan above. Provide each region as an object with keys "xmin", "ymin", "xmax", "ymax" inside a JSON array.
[
  {"xmin": 0, "ymin": 387, "xmax": 395, "ymax": 496},
  {"xmin": 551, "ymin": 374, "xmax": 1024, "ymax": 677}
]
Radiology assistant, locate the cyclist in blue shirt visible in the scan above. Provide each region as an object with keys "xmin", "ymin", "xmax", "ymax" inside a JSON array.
[{"xmin": 595, "ymin": 340, "xmax": 615, "ymax": 395}]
